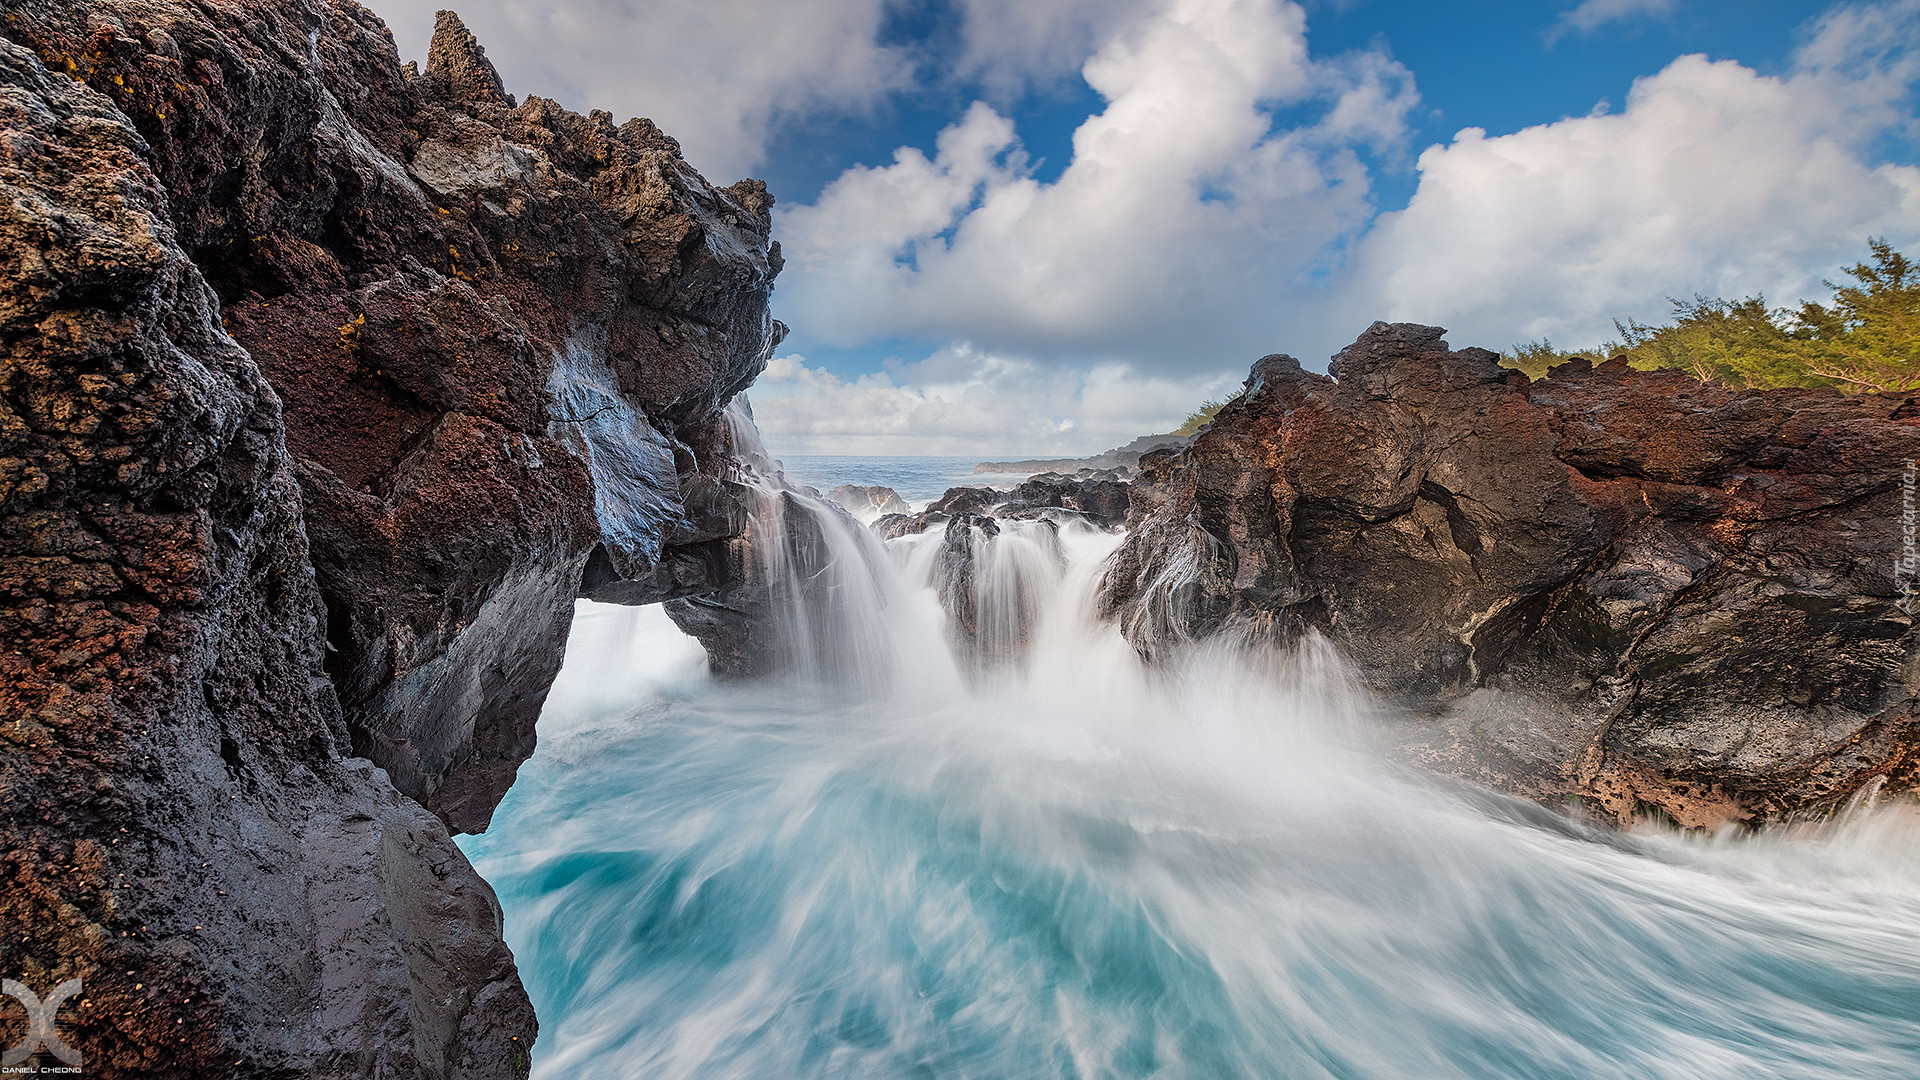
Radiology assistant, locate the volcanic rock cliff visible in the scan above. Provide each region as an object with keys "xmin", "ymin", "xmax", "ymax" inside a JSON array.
[
  {"xmin": 1, "ymin": 1, "xmax": 778, "ymax": 1075},
  {"xmin": 1101, "ymin": 323, "xmax": 1920, "ymax": 827}
]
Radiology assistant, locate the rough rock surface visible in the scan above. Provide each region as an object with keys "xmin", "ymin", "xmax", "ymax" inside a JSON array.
[
  {"xmin": 3, "ymin": 0, "xmax": 779, "ymax": 831},
  {"xmin": 891, "ymin": 474, "xmax": 1133, "ymax": 533},
  {"xmin": 0, "ymin": 35, "xmax": 530, "ymax": 1078},
  {"xmin": 1101, "ymin": 323, "xmax": 1920, "ymax": 827},
  {"xmin": 1, "ymin": 1, "xmax": 779, "ymax": 1074},
  {"xmin": 665, "ymin": 483, "xmax": 849, "ymax": 679}
]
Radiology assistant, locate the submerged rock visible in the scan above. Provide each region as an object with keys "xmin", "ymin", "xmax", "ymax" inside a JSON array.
[{"xmin": 1100, "ymin": 322, "xmax": 1920, "ymax": 827}]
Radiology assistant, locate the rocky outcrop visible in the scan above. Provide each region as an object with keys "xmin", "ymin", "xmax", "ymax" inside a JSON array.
[
  {"xmin": 665, "ymin": 483, "xmax": 865, "ymax": 679},
  {"xmin": 3, "ymin": 1, "xmax": 779, "ymax": 832},
  {"xmin": 2, "ymin": 0, "xmax": 779, "ymax": 1074},
  {"xmin": 1101, "ymin": 322, "xmax": 1920, "ymax": 827},
  {"xmin": 0, "ymin": 35, "xmax": 531, "ymax": 1078},
  {"xmin": 874, "ymin": 473, "xmax": 1132, "ymax": 536}
]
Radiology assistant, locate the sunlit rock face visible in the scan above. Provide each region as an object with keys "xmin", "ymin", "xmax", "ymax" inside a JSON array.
[
  {"xmin": 1, "ymin": 1, "xmax": 779, "ymax": 1074},
  {"xmin": 1102, "ymin": 321, "xmax": 1920, "ymax": 827}
]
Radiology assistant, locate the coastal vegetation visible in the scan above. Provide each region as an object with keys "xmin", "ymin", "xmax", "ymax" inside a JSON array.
[
  {"xmin": 1174, "ymin": 390, "xmax": 1246, "ymax": 435},
  {"xmin": 1499, "ymin": 239, "xmax": 1920, "ymax": 392}
]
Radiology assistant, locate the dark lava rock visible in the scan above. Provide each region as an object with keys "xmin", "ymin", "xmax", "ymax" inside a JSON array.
[
  {"xmin": 911, "ymin": 476, "xmax": 1132, "ymax": 532},
  {"xmin": 872, "ymin": 512, "xmax": 937, "ymax": 541},
  {"xmin": 929, "ymin": 486, "xmax": 1001, "ymax": 515},
  {"xmin": 1100, "ymin": 322, "xmax": 1920, "ymax": 827},
  {"xmin": 0, "ymin": 35, "xmax": 530, "ymax": 1078},
  {"xmin": 665, "ymin": 488, "xmax": 870, "ymax": 678},
  {"xmin": 1, "ymin": 2, "xmax": 780, "ymax": 1074},
  {"xmin": 1000, "ymin": 473, "xmax": 1131, "ymax": 528},
  {"xmin": 3, "ymin": 2, "xmax": 778, "ymax": 832},
  {"xmin": 937, "ymin": 514, "xmax": 1002, "ymax": 648}
]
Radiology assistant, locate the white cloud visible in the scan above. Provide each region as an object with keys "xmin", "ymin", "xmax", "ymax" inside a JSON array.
[
  {"xmin": 775, "ymin": 0, "xmax": 1417, "ymax": 370},
  {"xmin": 1341, "ymin": 2, "xmax": 1920, "ymax": 354},
  {"xmin": 952, "ymin": 0, "xmax": 1161, "ymax": 100},
  {"xmin": 369, "ymin": 0, "xmax": 909, "ymax": 181},
  {"xmin": 1546, "ymin": 0, "xmax": 1677, "ymax": 47},
  {"xmin": 748, "ymin": 349, "xmax": 1239, "ymax": 456}
]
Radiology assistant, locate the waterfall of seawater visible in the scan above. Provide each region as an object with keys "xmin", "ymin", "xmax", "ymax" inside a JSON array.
[{"xmin": 459, "ymin": 462, "xmax": 1920, "ymax": 1080}]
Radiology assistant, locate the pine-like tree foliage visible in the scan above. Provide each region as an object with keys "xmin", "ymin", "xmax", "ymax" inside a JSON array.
[{"xmin": 1497, "ymin": 240, "xmax": 1919, "ymax": 393}]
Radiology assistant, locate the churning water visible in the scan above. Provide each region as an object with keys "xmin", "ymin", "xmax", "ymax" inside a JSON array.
[{"xmin": 459, "ymin": 479, "xmax": 1920, "ymax": 1080}]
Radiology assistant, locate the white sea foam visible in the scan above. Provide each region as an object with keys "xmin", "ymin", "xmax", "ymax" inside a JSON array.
[{"xmin": 462, "ymin": 447, "xmax": 1920, "ymax": 1080}]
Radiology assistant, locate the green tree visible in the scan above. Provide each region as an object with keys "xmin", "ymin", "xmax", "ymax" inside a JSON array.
[
  {"xmin": 1499, "ymin": 338, "xmax": 1596, "ymax": 378},
  {"xmin": 1790, "ymin": 238, "xmax": 1920, "ymax": 392},
  {"xmin": 1497, "ymin": 240, "xmax": 1919, "ymax": 393},
  {"xmin": 1173, "ymin": 390, "xmax": 1245, "ymax": 436},
  {"xmin": 1611, "ymin": 295, "xmax": 1823, "ymax": 388}
]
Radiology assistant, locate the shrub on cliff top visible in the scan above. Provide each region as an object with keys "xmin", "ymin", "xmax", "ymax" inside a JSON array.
[
  {"xmin": 1174, "ymin": 390, "xmax": 1246, "ymax": 436},
  {"xmin": 1499, "ymin": 239, "xmax": 1920, "ymax": 392}
]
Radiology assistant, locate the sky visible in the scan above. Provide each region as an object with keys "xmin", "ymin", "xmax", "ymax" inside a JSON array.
[{"xmin": 369, "ymin": 0, "xmax": 1920, "ymax": 456}]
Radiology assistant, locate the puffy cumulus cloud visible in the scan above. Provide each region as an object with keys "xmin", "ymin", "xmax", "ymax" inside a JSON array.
[
  {"xmin": 1340, "ymin": 0, "xmax": 1920, "ymax": 355},
  {"xmin": 775, "ymin": 0, "xmax": 1419, "ymax": 370},
  {"xmin": 748, "ymin": 350, "xmax": 1240, "ymax": 456},
  {"xmin": 951, "ymin": 0, "xmax": 1161, "ymax": 100},
  {"xmin": 1545, "ymin": 0, "xmax": 1677, "ymax": 46},
  {"xmin": 368, "ymin": 0, "xmax": 908, "ymax": 180}
]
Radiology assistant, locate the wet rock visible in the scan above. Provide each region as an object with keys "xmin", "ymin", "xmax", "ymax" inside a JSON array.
[
  {"xmin": 871, "ymin": 512, "xmax": 937, "ymax": 541},
  {"xmin": 4, "ymin": 1, "xmax": 777, "ymax": 831},
  {"xmin": 999, "ymin": 473, "xmax": 1132, "ymax": 528},
  {"xmin": 1100, "ymin": 322, "xmax": 1920, "ymax": 827},
  {"xmin": 1, "ymin": 2, "xmax": 777, "ymax": 1073},
  {"xmin": 666, "ymin": 489, "xmax": 837, "ymax": 678},
  {"xmin": 929, "ymin": 486, "xmax": 1002, "ymax": 515},
  {"xmin": 0, "ymin": 37, "xmax": 530, "ymax": 1077},
  {"xmin": 936, "ymin": 514, "xmax": 1001, "ymax": 646}
]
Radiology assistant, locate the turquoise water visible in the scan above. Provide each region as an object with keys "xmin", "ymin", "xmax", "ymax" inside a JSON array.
[{"xmin": 461, "ymin": 514, "xmax": 1920, "ymax": 1079}]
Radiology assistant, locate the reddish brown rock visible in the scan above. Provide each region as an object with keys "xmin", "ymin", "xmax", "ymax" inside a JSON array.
[
  {"xmin": 1, "ymin": 0, "xmax": 781, "ymax": 1074},
  {"xmin": 4, "ymin": 0, "xmax": 780, "ymax": 831},
  {"xmin": 0, "ymin": 35, "xmax": 530, "ymax": 1078},
  {"xmin": 1101, "ymin": 322, "xmax": 1920, "ymax": 827}
]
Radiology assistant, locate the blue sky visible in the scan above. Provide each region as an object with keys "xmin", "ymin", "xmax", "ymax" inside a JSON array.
[{"xmin": 372, "ymin": 0, "xmax": 1920, "ymax": 455}]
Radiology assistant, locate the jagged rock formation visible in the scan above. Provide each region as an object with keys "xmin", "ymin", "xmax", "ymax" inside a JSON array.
[
  {"xmin": 5, "ymin": 0, "xmax": 779, "ymax": 834},
  {"xmin": 1101, "ymin": 322, "xmax": 1920, "ymax": 827},
  {"xmin": 1, "ymin": 1, "xmax": 779, "ymax": 1075},
  {"xmin": 0, "ymin": 34, "xmax": 531, "ymax": 1079},
  {"xmin": 873, "ymin": 473, "xmax": 1132, "ymax": 539}
]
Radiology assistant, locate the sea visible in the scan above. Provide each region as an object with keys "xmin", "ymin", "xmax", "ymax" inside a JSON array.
[{"xmin": 771, "ymin": 455, "xmax": 1043, "ymax": 505}]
